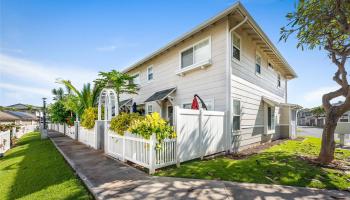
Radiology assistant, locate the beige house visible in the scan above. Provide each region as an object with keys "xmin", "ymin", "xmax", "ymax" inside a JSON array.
[{"xmin": 120, "ymin": 2, "xmax": 299, "ymax": 151}]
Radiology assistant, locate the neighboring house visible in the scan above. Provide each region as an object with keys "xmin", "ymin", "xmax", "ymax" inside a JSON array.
[
  {"xmin": 120, "ymin": 2, "xmax": 299, "ymax": 151},
  {"xmin": 6, "ymin": 103, "xmax": 42, "ymax": 120},
  {"xmin": 0, "ymin": 111, "xmax": 38, "ymax": 125},
  {"xmin": 298, "ymin": 102, "xmax": 350, "ymax": 127}
]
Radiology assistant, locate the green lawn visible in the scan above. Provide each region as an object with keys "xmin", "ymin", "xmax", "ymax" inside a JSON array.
[
  {"xmin": 0, "ymin": 132, "xmax": 92, "ymax": 200},
  {"xmin": 156, "ymin": 137, "xmax": 350, "ymax": 190}
]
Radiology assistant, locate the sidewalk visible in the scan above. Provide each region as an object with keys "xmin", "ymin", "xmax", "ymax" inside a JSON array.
[{"xmin": 48, "ymin": 130, "xmax": 350, "ymax": 200}]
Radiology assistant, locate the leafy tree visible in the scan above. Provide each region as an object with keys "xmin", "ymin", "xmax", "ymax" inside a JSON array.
[
  {"xmin": 48, "ymin": 101, "xmax": 71, "ymax": 124},
  {"xmin": 281, "ymin": 0, "xmax": 350, "ymax": 163},
  {"xmin": 94, "ymin": 70, "xmax": 138, "ymax": 108},
  {"xmin": 58, "ymin": 80, "xmax": 101, "ymax": 117},
  {"xmin": 311, "ymin": 106, "xmax": 325, "ymax": 118}
]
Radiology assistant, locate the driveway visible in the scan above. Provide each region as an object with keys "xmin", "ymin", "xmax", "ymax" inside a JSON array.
[{"xmin": 297, "ymin": 126, "xmax": 324, "ymax": 138}]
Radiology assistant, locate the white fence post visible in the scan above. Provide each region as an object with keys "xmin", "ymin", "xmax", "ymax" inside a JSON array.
[
  {"xmin": 175, "ymin": 106, "xmax": 181, "ymax": 167},
  {"xmin": 199, "ymin": 109, "xmax": 204, "ymax": 160},
  {"xmin": 149, "ymin": 134, "xmax": 156, "ymax": 174},
  {"xmin": 122, "ymin": 134, "xmax": 126, "ymax": 162}
]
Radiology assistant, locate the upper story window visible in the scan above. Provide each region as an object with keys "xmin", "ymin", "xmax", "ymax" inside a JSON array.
[
  {"xmin": 147, "ymin": 66, "xmax": 153, "ymax": 81},
  {"xmin": 232, "ymin": 99, "xmax": 241, "ymax": 131},
  {"xmin": 277, "ymin": 74, "xmax": 281, "ymax": 87},
  {"xmin": 180, "ymin": 37, "xmax": 211, "ymax": 69},
  {"xmin": 255, "ymin": 53, "xmax": 261, "ymax": 75},
  {"xmin": 232, "ymin": 33, "xmax": 241, "ymax": 61},
  {"xmin": 131, "ymin": 73, "xmax": 140, "ymax": 85}
]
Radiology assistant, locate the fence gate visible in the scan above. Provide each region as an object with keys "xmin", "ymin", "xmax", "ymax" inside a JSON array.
[{"xmin": 175, "ymin": 107, "xmax": 225, "ymax": 162}]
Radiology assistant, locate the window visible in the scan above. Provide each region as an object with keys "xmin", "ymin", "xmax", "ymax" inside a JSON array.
[
  {"xmin": 268, "ymin": 106, "xmax": 275, "ymax": 130},
  {"xmin": 232, "ymin": 99, "xmax": 241, "ymax": 131},
  {"xmin": 131, "ymin": 73, "xmax": 140, "ymax": 85},
  {"xmin": 182, "ymin": 99, "xmax": 214, "ymax": 111},
  {"xmin": 255, "ymin": 53, "xmax": 261, "ymax": 74},
  {"xmin": 147, "ymin": 66, "xmax": 153, "ymax": 81},
  {"xmin": 180, "ymin": 38, "xmax": 211, "ymax": 69},
  {"xmin": 339, "ymin": 115, "xmax": 349, "ymax": 122},
  {"xmin": 232, "ymin": 33, "xmax": 240, "ymax": 61},
  {"xmin": 147, "ymin": 104, "xmax": 153, "ymax": 114},
  {"xmin": 277, "ymin": 74, "xmax": 281, "ymax": 87}
]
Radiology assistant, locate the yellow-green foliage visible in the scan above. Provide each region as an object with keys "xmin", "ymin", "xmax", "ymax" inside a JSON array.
[
  {"xmin": 81, "ymin": 107, "xmax": 97, "ymax": 129},
  {"xmin": 129, "ymin": 112, "xmax": 176, "ymax": 147},
  {"xmin": 109, "ymin": 112, "xmax": 143, "ymax": 135}
]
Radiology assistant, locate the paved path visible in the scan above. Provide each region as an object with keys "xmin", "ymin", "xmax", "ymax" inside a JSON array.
[
  {"xmin": 48, "ymin": 130, "xmax": 350, "ymax": 200},
  {"xmin": 297, "ymin": 126, "xmax": 324, "ymax": 138}
]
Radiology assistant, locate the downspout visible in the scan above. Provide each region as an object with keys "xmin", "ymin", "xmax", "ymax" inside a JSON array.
[{"xmin": 225, "ymin": 15, "xmax": 248, "ymax": 153}]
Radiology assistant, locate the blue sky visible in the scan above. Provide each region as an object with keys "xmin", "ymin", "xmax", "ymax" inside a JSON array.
[{"xmin": 0, "ymin": 0, "xmax": 343, "ymax": 107}]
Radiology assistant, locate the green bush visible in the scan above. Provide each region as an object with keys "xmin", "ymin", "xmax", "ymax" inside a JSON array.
[
  {"xmin": 81, "ymin": 107, "xmax": 97, "ymax": 129},
  {"xmin": 109, "ymin": 112, "xmax": 143, "ymax": 135},
  {"xmin": 128, "ymin": 112, "xmax": 176, "ymax": 148}
]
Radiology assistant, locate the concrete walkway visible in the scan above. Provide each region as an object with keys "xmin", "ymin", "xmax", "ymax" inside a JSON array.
[{"xmin": 48, "ymin": 131, "xmax": 350, "ymax": 200}]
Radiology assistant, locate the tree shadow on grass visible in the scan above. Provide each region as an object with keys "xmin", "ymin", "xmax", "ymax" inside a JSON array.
[{"xmin": 2, "ymin": 132, "xmax": 91, "ymax": 200}]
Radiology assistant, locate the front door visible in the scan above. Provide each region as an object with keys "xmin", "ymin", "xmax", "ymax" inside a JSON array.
[{"xmin": 167, "ymin": 106, "xmax": 174, "ymax": 126}]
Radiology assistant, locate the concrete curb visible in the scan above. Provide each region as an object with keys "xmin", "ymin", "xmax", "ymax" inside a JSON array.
[{"xmin": 49, "ymin": 135, "xmax": 100, "ymax": 200}]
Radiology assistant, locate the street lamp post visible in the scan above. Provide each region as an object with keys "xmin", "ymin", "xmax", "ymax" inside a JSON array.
[{"xmin": 42, "ymin": 97, "xmax": 47, "ymax": 129}]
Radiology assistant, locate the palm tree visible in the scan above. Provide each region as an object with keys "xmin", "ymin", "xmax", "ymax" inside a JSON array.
[
  {"xmin": 94, "ymin": 70, "xmax": 138, "ymax": 107},
  {"xmin": 52, "ymin": 87, "xmax": 64, "ymax": 101},
  {"xmin": 58, "ymin": 80, "xmax": 101, "ymax": 117}
]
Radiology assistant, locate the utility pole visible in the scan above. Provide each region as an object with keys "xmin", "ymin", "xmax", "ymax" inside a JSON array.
[{"xmin": 41, "ymin": 97, "xmax": 48, "ymax": 139}]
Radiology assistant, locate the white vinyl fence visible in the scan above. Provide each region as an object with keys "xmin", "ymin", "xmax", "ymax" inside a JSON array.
[
  {"xmin": 0, "ymin": 131, "xmax": 11, "ymax": 154},
  {"xmin": 336, "ymin": 122, "xmax": 350, "ymax": 146},
  {"xmin": 175, "ymin": 108, "xmax": 226, "ymax": 162},
  {"xmin": 58, "ymin": 124, "xmax": 65, "ymax": 134},
  {"xmin": 79, "ymin": 126, "xmax": 98, "ymax": 149},
  {"xmin": 65, "ymin": 124, "xmax": 77, "ymax": 140},
  {"xmin": 14, "ymin": 125, "xmax": 37, "ymax": 138},
  {"xmin": 105, "ymin": 107, "xmax": 225, "ymax": 173},
  {"xmin": 106, "ymin": 131, "xmax": 176, "ymax": 173}
]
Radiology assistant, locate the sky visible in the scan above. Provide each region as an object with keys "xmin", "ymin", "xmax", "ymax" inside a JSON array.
[{"xmin": 0, "ymin": 0, "xmax": 345, "ymax": 108}]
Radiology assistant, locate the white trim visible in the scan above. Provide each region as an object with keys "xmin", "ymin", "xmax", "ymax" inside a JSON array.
[
  {"xmin": 176, "ymin": 59, "xmax": 211, "ymax": 76},
  {"xmin": 132, "ymin": 72, "xmax": 141, "ymax": 86},
  {"xmin": 178, "ymin": 36, "xmax": 212, "ymax": 71},
  {"xmin": 232, "ymin": 98, "xmax": 241, "ymax": 133},
  {"xmin": 147, "ymin": 66, "xmax": 154, "ymax": 81},
  {"xmin": 277, "ymin": 73, "xmax": 281, "ymax": 88},
  {"xmin": 147, "ymin": 104, "xmax": 153, "ymax": 114}
]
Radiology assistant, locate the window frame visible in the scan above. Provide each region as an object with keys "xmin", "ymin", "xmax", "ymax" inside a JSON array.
[
  {"xmin": 255, "ymin": 52, "xmax": 262, "ymax": 76},
  {"xmin": 232, "ymin": 99, "xmax": 241, "ymax": 133},
  {"xmin": 179, "ymin": 36, "xmax": 212, "ymax": 70},
  {"xmin": 267, "ymin": 105, "xmax": 276, "ymax": 133},
  {"xmin": 231, "ymin": 32, "xmax": 241, "ymax": 62},
  {"xmin": 131, "ymin": 72, "xmax": 141, "ymax": 85},
  {"xmin": 147, "ymin": 66, "xmax": 154, "ymax": 81},
  {"xmin": 147, "ymin": 104, "xmax": 153, "ymax": 114},
  {"xmin": 277, "ymin": 73, "xmax": 281, "ymax": 88}
]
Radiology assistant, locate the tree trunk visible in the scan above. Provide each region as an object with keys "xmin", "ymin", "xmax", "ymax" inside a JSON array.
[{"xmin": 318, "ymin": 110, "xmax": 339, "ymax": 163}]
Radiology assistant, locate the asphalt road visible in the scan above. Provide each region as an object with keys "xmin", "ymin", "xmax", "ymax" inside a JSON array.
[{"xmin": 297, "ymin": 126, "xmax": 324, "ymax": 138}]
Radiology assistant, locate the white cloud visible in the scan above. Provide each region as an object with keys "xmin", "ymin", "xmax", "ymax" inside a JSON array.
[
  {"xmin": 303, "ymin": 85, "xmax": 344, "ymax": 107},
  {"xmin": 0, "ymin": 53, "xmax": 99, "ymax": 105},
  {"xmin": 0, "ymin": 53, "xmax": 97, "ymax": 88}
]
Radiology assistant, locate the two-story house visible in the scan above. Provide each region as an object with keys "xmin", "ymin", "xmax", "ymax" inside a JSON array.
[{"xmin": 120, "ymin": 2, "xmax": 299, "ymax": 151}]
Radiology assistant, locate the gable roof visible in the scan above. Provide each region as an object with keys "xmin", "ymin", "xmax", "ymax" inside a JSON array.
[
  {"xmin": 121, "ymin": 2, "xmax": 297, "ymax": 79},
  {"xmin": 5, "ymin": 111, "xmax": 37, "ymax": 121},
  {"xmin": 145, "ymin": 88, "xmax": 176, "ymax": 102},
  {"xmin": 0, "ymin": 111, "xmax": 20, "ymax": 122}
]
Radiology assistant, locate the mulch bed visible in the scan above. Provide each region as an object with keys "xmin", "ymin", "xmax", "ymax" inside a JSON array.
[{"xmin": 227, "ymin": 139, "xmax": 289, "ymax": 160}]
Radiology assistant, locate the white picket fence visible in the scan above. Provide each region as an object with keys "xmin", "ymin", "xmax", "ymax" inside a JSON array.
[
  {"xmin": 58, "ymin": 124, "xmax": 65, "ymax": 134},
  {"xmin": 106, "ymin": 131, "xmax": 176, "ymax": 173},
  {"xmin": 14, "ymin": 125, "xmax": 37, "ymax": 138},
  {"xmin": 79, "ymin": 126, "xmax": 98, "ymax": 149},
  {"xmin": 0, "ymin": 131, "xmax": 11, "ymax": 154},
  {"xmin": 47, "ymin": 107, "xmax": 226, "ymax": 173},
  {"xmin": 65, "ymin": 125, "xmax": 76, "ymax": 140},
  {"xmin": 336, "ymin": 122, "xmax": 350, "ymax": 146}
]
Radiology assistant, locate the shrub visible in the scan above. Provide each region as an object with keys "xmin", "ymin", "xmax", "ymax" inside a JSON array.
[
  {"xmin": 128, "ymin": 112, "xmax": 176, "ymax": 148},
  {"xmin": 81, "ymin": 107, "xmax": 97, "ymax": 129},
  {"xmin": 109, "ymin": 112, "xmax": 143, "ymax": 135}
]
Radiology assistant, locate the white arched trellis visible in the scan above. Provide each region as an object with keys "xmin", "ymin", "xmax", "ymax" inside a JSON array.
[{"xmin": 98, "ymin": 88, "xmax": 119, "ymax": 121}]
